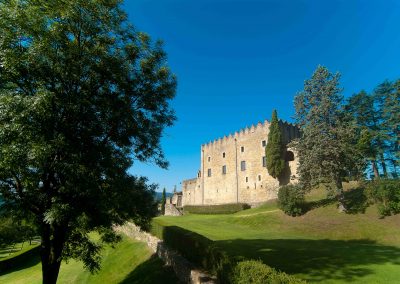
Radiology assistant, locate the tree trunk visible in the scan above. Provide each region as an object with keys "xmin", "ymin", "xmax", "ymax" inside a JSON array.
[
  {"xmin": 380, "ymin": 153, "xmax": 388, "ymax": 177},
  {"xmin": 371, "ymin": 160, "xmax": 380, "ymax": 179},
  {"xmin": 40, "ymin": 223, "xmax": 66, "ymax": 284},
  {"xmin": 335, "ymin": 179, "xmax": 345, "ymax": 212}
]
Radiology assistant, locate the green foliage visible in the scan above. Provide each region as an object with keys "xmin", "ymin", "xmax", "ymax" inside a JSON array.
[
  {"xmin": 232, "ymin": 260, "xmax": 307, "ymax": 284},
  {"xmin": 0, "ymin": 217, "xmax": 37, "ymax": 247},
  {"xmin": 292, "ymin": 66, "xmax": 362, "ymax": 200},
  {"xmin": 266, "ymin": 110, "xmax": 286, "ymax": 179},
  {"xmin": 0, "ymin": 0, "xmax": 175, "ymax": 282},
  {"xmin": 366, "ymin": 179, "xmax": 400, "ymax": 217},
  {"xmin": 183, "ymin": 203, "xmax": 250, "ymax": 214},
  {"xmin": 161, "ymin": 188, "xmax": 166, "ymax": 215},
  {"xmin": 278, "ymin": 185, "xmax": 305, "ymax": 216}
]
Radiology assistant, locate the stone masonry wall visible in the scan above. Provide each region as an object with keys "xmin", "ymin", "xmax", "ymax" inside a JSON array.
[
  {"xmin": 115, "ymin": 222, "xmax": 216, "ymax": 284},
  {"xmin": 182, "ymin": 120, "xmax": 300, "ymax": 206}
]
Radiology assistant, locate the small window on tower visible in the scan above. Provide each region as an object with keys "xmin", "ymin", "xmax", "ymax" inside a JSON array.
[
  {"xmin": 262, "ymin": 156, "xmax": 267, "ymax": 167},
  {"xmin": 258, "ymin": 175, "xmax": 261, "ymax": 181},
  {"xmin": 241, "ymin": 161, "xmax": 246, "ymax": 171},
  {"xmin": 246, "ymin": 177, "xmax": 248, "ymax": 182},
  {"xmin": 222, "ymin": 165, "xmax": 227, "ymax": 175},
  {"xmin": 223, "ymin": 152, "xmax": 226, "ymax": 158},
  {"xmin": 208, "ymin": 156, "xmax": 211, "ymax": 162},
  {"xmin": 207, "ymin": 169, "xmax": 211, "ymax": 177},
  {"xmin": 262, "ymin": 140, "xmax": 266, "ymax": 147},
  {"xmin": 241, "ymin": 146, "xmax": 244, "ymax": 152}
]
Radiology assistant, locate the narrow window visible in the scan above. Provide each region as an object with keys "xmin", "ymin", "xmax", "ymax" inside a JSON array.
[
  {"xmin": 246, "ymin": 177, "xmax": 248, "ymax": 182},
  {"xmin": 208, "ymin": 156, "xmax": 211, "ymax": 162},
  {"xmin": 241, "ymin": 146, "xmax": 244, "ymax": 152},
  {"xmin": 241, "ymin": 161, "xmax": 246, "ymax": 171},
  {"xmin": 262, "ymin": 140, "xmax": 266, "ymax": 147},
  {"xmin": 258, "ymin": 175, "xmax": 261, "ymax": 181},
  {"xmin": 207, "ymin": 169, "xmax": 211, "ymax": 177},
  {"xmin": 222, "ymin": 152, "xmax": 226, "ymax": 158},
  {"xmin": 262, "ymin": 156, "xmax": 267, "ymax": 167},
  {"xmin": 222, "ymin": 165, "xmax": 227, "ymax": 175}
]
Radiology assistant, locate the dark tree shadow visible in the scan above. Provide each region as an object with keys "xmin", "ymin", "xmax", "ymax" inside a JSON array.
[
  {"xmin": 216, "ymin": 238, "xmax": 400, "ymax": 282},
  {"xmin": 301, "ymin": 187, "xmax": 370, "ymax": 215},
  {"xmin": 0, "ymin": 246, "xmax": 40, "ymax": 274},
  {"xmin": 120, "ymin": 254, "xmax": 181, "ymax": 284},
  {"xmin": 342, "ymin": 187, "xmax": 370, "ymax": 214}
]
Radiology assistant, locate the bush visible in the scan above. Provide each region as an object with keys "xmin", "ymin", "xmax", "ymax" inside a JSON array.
[
  {"xmin": 232, "ymin": 260, "xmax": 306, "ymax": 284},
  {"xmin": 278, "ymin": 185, "xmax": 305, "ymax": 216},
  {"xmin": 183, "ymin": 203, "xmax": 250, "ymax": 215},
  {"xmin": 366, "ymin": 179, "xmax": 400, "ymax": 217}
]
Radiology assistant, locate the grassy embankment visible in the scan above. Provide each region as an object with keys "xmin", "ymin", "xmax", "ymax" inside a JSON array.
[
  {"xmin": 153, "ymin": 186, "xmax": 400, "ymax": 283},
  {"xmin": 0, "ymin": 235, "xmax": 178, "ymax": 284}
]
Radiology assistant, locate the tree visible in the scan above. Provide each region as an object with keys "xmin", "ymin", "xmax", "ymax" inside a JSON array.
[
  {"xmin": 161, "ymin": 188, "xmax": 166, "ymax": 215},
  {"xmin": 265, "ymin": 110, "xmax": 285, "ymax": 179},
  {"xmin": 292, "ymin": 66, "xmax": 361, "ymax": 210},
  {"xmin": 0, "ymin": 1, "xmax": 176, "ymax": 283},
  {"xmin": 375, "ymin": 80, "xmax": 400, "ymax": 176},
  {"xmin": 344, "ymin": 91, "xmax": 382, "ymax": 178}
]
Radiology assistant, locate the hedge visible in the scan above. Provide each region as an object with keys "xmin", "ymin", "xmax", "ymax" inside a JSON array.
[
  {"xmin": 183, "ymin": 203, "xmax": 250, "ymax": 215},
  {"xmin": 150, "ymin": 221, "xmax": 306, "ymax": 283}
]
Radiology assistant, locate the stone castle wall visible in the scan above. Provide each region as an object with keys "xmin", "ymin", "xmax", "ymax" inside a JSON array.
[{"xmin": 182, "ymin": 120, "xmax": 300, "ymax": 207}]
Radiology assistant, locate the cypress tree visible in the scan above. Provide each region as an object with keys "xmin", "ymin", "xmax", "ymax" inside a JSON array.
[
  {"xmin": 265, "ymin": 110, "xmax": 285, "ymax": 179},
  {"xmin": 161, "ymin": 188, "xmax": 166, "ymax": 215}
]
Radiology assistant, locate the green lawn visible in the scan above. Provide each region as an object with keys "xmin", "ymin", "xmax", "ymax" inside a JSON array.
[
  {"xmin": 0, "ymin": 235, "xmax": 179, "ymax": 284},
  {"xmin": 154, "ymin": 188, "xmax": 400, "ymax": 283}
]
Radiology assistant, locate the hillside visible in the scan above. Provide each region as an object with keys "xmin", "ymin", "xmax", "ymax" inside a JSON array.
[
  {"xmin": 0, "ymin": 235, "xmax": 178, "ymax": 284},
  {"xmin": 154, "ymin": 188, "xmax": 400, "ymax": 283}
]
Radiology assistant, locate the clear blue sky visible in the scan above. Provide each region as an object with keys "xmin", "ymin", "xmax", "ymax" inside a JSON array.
[{"xmin": 125, "ymin": 0, "xmax": 400, "ymax": 193}]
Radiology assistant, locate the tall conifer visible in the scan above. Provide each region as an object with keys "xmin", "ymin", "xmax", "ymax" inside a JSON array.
[{"xmin": 266, "ymin": 110, "xmax": 285, "ymax": 179}]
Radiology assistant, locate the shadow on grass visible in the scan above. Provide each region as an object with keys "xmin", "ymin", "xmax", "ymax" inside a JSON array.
[
  {"xmin": 216, "ymin": 238, "xmax": 400, "ymax": 282},
  {"xmin": 120, "ymin": 254, "xmax": 181, "ymax": 284},
  {"xmin": 303, "ymin": 187, "xmax": 370, "ymax": 215},
  {"xmin": 0, "ymin": 246, "xmax": 40, "ymax": 274}
]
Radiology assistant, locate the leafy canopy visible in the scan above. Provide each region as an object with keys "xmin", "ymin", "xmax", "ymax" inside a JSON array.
[{"xmin": 0, "ymin": 0, "xmax": 176, "ymax": 281}]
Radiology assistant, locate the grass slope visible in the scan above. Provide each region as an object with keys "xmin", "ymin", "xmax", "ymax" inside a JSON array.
[
  {"xmin": 154, "ymin": 188, "xmax": 400, "ymax": 283},
  {"xmin": 0, "ymin": 235, "xmax": 178, "ymax": 284}
]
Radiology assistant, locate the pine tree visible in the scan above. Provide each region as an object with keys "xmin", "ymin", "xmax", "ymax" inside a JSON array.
[
  {"xmin": 292, "ymin": 66, "xmax": 360, "ymax": 210},
  {"xmin": 265, "ymin": 110, "xmax": 285, "ymax": 179},
  {"xmin": 344, "ymin": 91, "xmax": 382, "ymax": 178}
]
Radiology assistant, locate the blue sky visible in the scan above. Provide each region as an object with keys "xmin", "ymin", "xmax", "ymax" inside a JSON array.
[{"xmin": 125, "ymin": 0, "xmax": 400, "ymax": 192}]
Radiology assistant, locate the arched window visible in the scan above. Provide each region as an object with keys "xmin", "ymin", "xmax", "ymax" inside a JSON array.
[{"xmin": 285, "ymin": 151, "xmax": 294, "ymax": 161}]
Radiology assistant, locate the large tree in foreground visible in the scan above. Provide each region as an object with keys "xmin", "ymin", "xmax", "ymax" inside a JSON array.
[
  {"xmin": 265, "ymin": 110, "xmax": 285, "ymax": 179},
  {"xmin": 0, "ymin": 0, "xmax": 176, "ymax": 283},
  {"xmin": 292, "ymin": 66, "xmax": 361, "ymax": 210}
]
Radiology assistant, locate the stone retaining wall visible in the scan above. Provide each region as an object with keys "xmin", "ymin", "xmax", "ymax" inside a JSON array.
[
  {"xmin": 115, "ymin": 222, "xmax": 216, "ymax": 284},
  {"xmin": 165, "ymin": 204, "xmax": 183, "ymax": 216}
]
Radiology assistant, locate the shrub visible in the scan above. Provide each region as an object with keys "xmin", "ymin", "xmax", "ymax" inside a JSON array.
[
  {"xmin": 278, "ymin": 184, "xmax": 305, "ymax": 216},
  {"xmin": 366, "ymin": 179, "xmax": 400, "ymax": 217},
  {"xmin": 183, "ymin": 203, "xmax": 250, "ymax": 215},
  {"xmin": 231, "ymin": 260, "xmax": 307, "ymax": 284}
]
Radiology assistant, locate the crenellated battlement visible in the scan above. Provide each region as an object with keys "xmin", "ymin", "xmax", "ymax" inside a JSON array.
[{"xmin": 201, "ymin": 119, "xmax": 298, "ymax": 149}]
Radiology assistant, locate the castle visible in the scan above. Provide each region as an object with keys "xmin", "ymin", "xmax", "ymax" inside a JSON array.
[{"xmin": 174, "ymin": 120, "xmax": 300, "ymax": 208}]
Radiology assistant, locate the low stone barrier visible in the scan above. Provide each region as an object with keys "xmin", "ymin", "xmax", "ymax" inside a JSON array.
[{"xmin": 115, "ymin": 222, "xmax": 216, "ymax": 284}]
